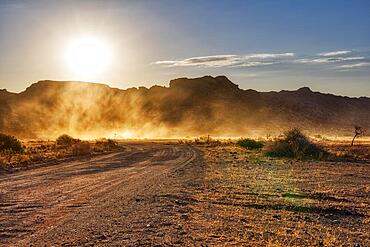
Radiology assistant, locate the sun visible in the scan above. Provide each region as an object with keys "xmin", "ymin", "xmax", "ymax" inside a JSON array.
[{"xmin": 66, "ymin": 37, "xmax": 111, "ymax": 80}]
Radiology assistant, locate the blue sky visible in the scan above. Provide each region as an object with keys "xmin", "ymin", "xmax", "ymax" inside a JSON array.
[{"xmin": 0, "ymin": 0, "xmax": 369, "ymax": 96}]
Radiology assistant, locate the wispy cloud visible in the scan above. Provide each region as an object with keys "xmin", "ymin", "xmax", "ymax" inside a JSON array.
[
  {"xmin": 154, "ymin": 55, "xmax": 238, "ymax": 67},
  {"xmin": 236, "ymin": 61, "xmax": 276, "ymax": 68},
  {"xmin": 318, "ymin": 50, "xmax": 352, "ymax": 57},
  {"xmin": 154, "ymin": 50, "xmax": 370, "ymax": 72},
  {"xmin": 154, "ymin": 53, "xmax": 295, "ymax": 68},
  {"xmin": 295, "ymin": 56, "xmax": 364, "ymax": 64},
  {"xmin": 337, "ymin": 62, "xmax": 370, "ymax": 69},
  {"xmin": 244, "ymin": 53, "xmax": 294, "ymax": 59}
]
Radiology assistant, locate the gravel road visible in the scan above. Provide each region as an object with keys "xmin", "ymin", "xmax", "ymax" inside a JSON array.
[{"xmin": 0, "ymin": 142, "xmax": 200, "ymax": 246}]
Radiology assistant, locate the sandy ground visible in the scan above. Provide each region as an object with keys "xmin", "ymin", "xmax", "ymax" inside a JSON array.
[{"xmin": 0, "ymin": 142, "xmax": 369, "ymax": 246}]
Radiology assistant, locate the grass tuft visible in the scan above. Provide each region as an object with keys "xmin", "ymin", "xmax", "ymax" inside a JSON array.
[{"xmin": 237, "ymin": 138, "xmax": 264, "ymax": 150}]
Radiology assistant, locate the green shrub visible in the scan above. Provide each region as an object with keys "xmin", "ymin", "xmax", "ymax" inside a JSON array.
[
  {"xmin": 56, "ymin": 134, "xmax": 78, "ymax": 146},
  {"xmin": 237, "ymin": 138, "xmax": 264, "ymax": 150},
  {"xmin": 266, "ymin": 129, "xmax": 327, "ymax": 159},
  {"xmin": 0, "ymin": 133, "xmax": 24, "ymax": 153}
]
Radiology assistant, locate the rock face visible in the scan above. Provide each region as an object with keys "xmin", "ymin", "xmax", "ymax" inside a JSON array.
[{"xmin": 0, "ymin": 76, "xmax": 369, "ymax": 138}]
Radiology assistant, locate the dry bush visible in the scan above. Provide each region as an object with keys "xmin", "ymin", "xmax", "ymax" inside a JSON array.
[
  {"xmin": 0, "ymin": 133, "xmax": 24, "ymax": 154},
  {"xmin": 56, "ymin": 134, "xmax": 79, "ymax": 146},
  {"xmin": 0, "ymin": 154, "xmax": 31, "ymax": 166},
  {"xmin": 266, "ymin": 129, "xmax": 328, "ymax": 160},
  {"xmin": 71, "ymin": 142, "xmax": 91, "ymax": 155},
  {"xmin": 179, "ymin": 137, "xmax": 235, "ymax": 145},
  {"xmin": 94, "ymin": 139, "xmax": 119, "ymax": 152},
  {"xmin": 237, "ymin": 138, "xmax": 264, "ymax": 150},
  {"xmin": 194, "ymin": 136, "xmax": 221, "ymax": 145}
]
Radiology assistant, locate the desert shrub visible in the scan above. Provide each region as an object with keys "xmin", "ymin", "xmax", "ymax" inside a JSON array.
[
  {"xmin": 266, "ymin": 129, "xmax": 328, "ymax": 159},
  {"xmin": 94, "ymin": 139, "xmax": 119, "ymax": 151},
  {"xmin": 105, "ymin": 139, "xmax": 118, "ymax": 148},
  {"xmin": 0, "ymin": 133, "xmax": 24, "ymax": 153},
  {"xmin": 71, "ymin": 142, "xmax": 91, "ymax": 155},
  {"xmin": 237, "ymin": 138, "xmax": 264, "ymax": 150},
  {"xmin": 194, "ymin": 136, "xmax": 221, "ymax": 145},
  {"xmin": 56, "ymin": 134, "xmax": 79, "ymax": 146}
]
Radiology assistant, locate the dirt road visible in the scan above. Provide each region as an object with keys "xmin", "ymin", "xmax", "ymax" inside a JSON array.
[
  {"xmin": 0, "ymin": 142, "xmax": 200, "ymax": 246},
  {"xmin": 1, "ymin": 142, "xmax": 369, "ymax": 246}
]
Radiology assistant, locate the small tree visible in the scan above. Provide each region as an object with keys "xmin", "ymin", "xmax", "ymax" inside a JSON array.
[{"xmin": 351, "ymin": 126, "xmax": 365, "ymax": 146}]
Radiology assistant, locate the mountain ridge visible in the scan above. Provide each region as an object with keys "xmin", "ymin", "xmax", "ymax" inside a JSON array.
[
  {"xmin": 3, "ymin": 76, "xmax": 369, "ymax": 99},
  {"xmin": 0, "ymin": 76, "xmax": 369, "ymax": 138}
]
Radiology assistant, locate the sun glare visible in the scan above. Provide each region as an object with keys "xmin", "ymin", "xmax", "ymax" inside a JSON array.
[{"xmin": 66, "ymin": 38, "xmax": 111, "ymax": 80}]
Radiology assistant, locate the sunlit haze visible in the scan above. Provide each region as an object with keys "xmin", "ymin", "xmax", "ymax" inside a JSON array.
[{"xmin": 66, "ymin": 37, "xmax": 111, "ymax": 80}]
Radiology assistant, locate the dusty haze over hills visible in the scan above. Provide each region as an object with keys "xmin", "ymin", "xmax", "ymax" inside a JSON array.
[{"xmin": 1, "ymin": 76, "xmax": 369, "ymax": 139}]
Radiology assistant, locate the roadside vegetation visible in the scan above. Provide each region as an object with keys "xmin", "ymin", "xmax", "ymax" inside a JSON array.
[
  {"xmin": 2, "ymin": 128, "xmax": 369, "ymax": 170},
  {"xmin": 0, "ymin": 133, "xmax": 122, "ymax": 169},
  {"xmin": 266, "ymin": 129, "xmax": 329, "ymax": 160},
  {"xmin": 324, "ymin": 143, "xmax": 370, "ymax": 162},
  {"xmin": 236, "ymin": 138, "xmax": 264, "ymax": 150},
  {"xmin": 181, "ymin": 128, "xmax": 369, "ymax": 162},
  {"xmin": 0, "ymin": 133, "xmax": 24, "ymax": 154},
  {"xmin": 179, "ymin": 136, "xmax": 225, "ymax": 145},
  {"xmin": 56, "ymin": 134, "xmax": 79, "ymax": 146}
]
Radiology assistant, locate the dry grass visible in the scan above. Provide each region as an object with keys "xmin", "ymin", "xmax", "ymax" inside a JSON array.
[
  {"xmin": 324, "ymin": 143, "xmax": 370, "ymax": 162},
  {"xmin": 179, "ymin": 133, "xmax": 370, "ymax": 162},
  {"xmin": 178, "ymin": 136, "xmax": 237, "ymax": 146},
  {"xmin": 187, "ymin": 143, "xmax": 370, "ymax": 246},
  {"xmin": 0, "ymin": 139, "xmax": 122, "ymax": 171}
]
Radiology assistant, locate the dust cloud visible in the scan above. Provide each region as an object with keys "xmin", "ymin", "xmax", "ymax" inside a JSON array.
[{"xmin": 0, "ymin": 76, "xmax": 369, "ymax": 139}]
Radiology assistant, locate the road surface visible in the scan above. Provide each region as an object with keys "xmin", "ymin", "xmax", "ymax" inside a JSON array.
[{"xmin": 0, "ymin": 142, "xmax": 200, "ymax": 246}]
